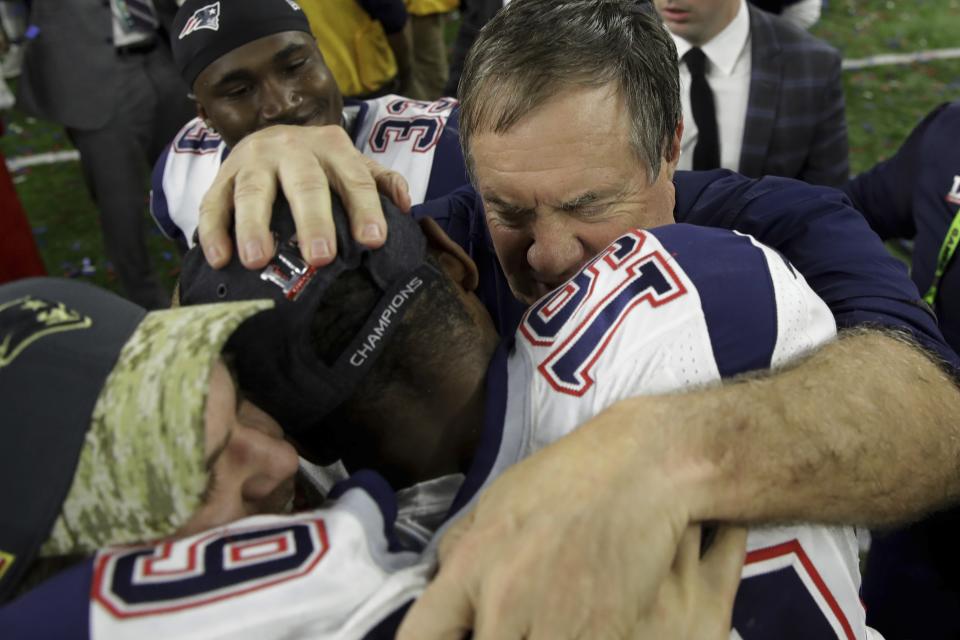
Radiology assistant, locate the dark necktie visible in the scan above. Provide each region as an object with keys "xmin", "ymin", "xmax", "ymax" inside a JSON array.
[{"xmin": 683, "ymin": 48, "xmax": 720, "ymax": 170}]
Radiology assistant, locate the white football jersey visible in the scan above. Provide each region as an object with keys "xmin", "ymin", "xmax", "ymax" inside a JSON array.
[
  {"xmin": 0, "ymin": 473, "xmax": 430, "ymax": 639},
  {"xmin": 150, "ymin": 96, "xmax": 467, "ymax": 248},
  {"xmin": 436, "ymin": 224, "xmax": 872, "ymax": 639}
]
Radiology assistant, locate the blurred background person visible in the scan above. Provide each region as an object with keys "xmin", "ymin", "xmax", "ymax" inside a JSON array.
[
  {"xmin": 655, "ymin": 0, "xmax": 848, "ymax": 186},
  {"xmin": 299, "ymin": 0, "xmax": 415, "ymax": 99},
  {"xmin": 0, "ymin": 7, "xmax": 44, "ymax": 283},
  {"xmin": 15, "ymin": 0, "xmax": 193, "ymax": 308},
  {"xmin": 405, "ymin": 0, "xmax": 459, "ymax": 100},
  {"xmin": 0, "ymin": 0, "xmax": 26, "ymax": 80},
  {"xmin": 0, "ymin": 121, "xmax": 45, "ymax": 283},
  {"xmin": 444, "ymin": 0, "xmax": 502, "ymax": 97}
]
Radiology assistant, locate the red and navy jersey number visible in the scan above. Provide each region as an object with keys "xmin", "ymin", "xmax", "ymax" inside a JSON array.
[
  {"xmin": 93, "ymin": 519, "xmax": 329, "ymax": 618},
  {"xmin": 520, "ymin": 230, "xmax": 687, "ymax": 396},
  {"xmin": 368, "ymin": 99, "xmax": 455, "ymax": 154}
]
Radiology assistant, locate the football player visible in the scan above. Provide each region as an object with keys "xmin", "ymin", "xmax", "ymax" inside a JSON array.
[
  {"xmin": 0, "ymin": 190, "xmax": 872, "ymax": 639},
  {"xmin": 151, "ymin": 0, "xmax": 468, "ymax": 252},
  {"xmin": 175, "ymin": 195, "xmax": 876, "ymax": 639},
  {"xmin": 0, "ymin": 210, "xmax": 743, "ymax": 640},
  {"xmin": 187, "ymin": 3, "xmax": 959, "ymax": 633},
  {"xmin": 0, "ymin": 278, "xmax": 431, "ymax": 639}
]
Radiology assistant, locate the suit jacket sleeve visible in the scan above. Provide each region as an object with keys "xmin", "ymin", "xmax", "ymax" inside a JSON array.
[{"xmin": 798, "ymin": 46, "xmax": 849, "ymax": 187}]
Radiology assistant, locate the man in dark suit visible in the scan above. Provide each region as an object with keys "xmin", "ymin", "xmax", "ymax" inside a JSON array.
[
  {"xmin": 16, "ymin": 0, "xmax": 194, "ymax": 308},
  {"xmin": 656, "ymin": 0, "xmax": 848, "ymax": 187}
]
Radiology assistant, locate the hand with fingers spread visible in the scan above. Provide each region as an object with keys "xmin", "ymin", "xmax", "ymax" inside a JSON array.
[
  {"xmin": 197, "ymin": 124, "xmax": 411, "ymax": 270},
  {"xmin": 397, "ymin": 410, "xmax": 698, "ymax": 640}
]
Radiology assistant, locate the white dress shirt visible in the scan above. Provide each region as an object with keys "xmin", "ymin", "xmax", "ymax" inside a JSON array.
[{"xmin": 672, "ymin": 0, "xmax": 752, "ymax": 172}]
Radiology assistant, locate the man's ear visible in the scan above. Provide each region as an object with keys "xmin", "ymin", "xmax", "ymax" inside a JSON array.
[
  {"xmin": 418, "ymin": 217, "xmax": 479, "ymax": 292},
  {"xmin": 662, "ymin": 117, "xmax": 684, "ymax": 180},
  {"xmin": 671, "ymin": 118, "xmax": 683, "ymax": 162}
]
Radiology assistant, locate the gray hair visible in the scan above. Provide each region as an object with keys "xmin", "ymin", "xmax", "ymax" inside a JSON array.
[{"xmin": 458, "ymin": 0, "xmax": 681, "ymax": 184}]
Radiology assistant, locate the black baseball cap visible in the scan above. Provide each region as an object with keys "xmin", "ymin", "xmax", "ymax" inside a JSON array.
[
  {"xmin": 171, "ymin": 0, "xmax": 313, "ymax": 90},
  {"xmin": 178, "ymin": 195, "xmax": 442, "ymax": 462}
]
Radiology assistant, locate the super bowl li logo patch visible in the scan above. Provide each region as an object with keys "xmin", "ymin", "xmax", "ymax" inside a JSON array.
[
  {"xmin": 0, "ymin": 296, "xmax": 92, "ymax": 369},
  {"xmin": 0, "ymin": 550, "xmax": 15, "ymax": 582},
  {"xmin": 178, "ymin": 1, "xmax": 220, "ymax": 40}
]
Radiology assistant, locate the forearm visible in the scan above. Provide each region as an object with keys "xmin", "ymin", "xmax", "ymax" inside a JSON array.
[{"xmin": 607, "ymin": 329, "xmax": 960, "ymax": 527}]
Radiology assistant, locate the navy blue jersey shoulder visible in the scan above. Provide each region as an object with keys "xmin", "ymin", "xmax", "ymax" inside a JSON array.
[
  {"xmin": 413, "ymin": 173, "xmax": 959, "ymax": 372},
  {"xmin": 0, "ymin": 556, "xmax": 93, "ymax": 638},
  {"xmin": 842, "ymin": 101, "xmax": 960, "ymax": 355},
  {"xmin": 674, "ymin": 170, "xmax": 958, "ymax": 370},
  {"xmin": 647, "ymin": 224, "xmax": 779, "ymax": 378},
  {"xmin": 424, "ymin": 106, "xmax": 470, "ymax": 202}
]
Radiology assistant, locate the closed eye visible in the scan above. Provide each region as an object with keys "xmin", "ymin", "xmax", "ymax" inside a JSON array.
[
  {"xmin": 223, "ymin": 85, "xmax": 252, "ymax": 99},
  {"xmin": 285, "ymin": 58, "xmax": 308, "ymax": 74}
]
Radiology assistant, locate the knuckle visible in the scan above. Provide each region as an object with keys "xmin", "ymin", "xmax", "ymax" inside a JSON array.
[
  {"xmin": 286, "ymin": 174, "xmax": 331, "ymax": 195},
  {"xmin": 313, "ymin": 125, "xmax": 352, "ymax": 147},
  {"xmin": 336, "ymin": 171, "xmax": 377, "ymax": 194},
  {"xmin": 232, "ymin": 177, "xmax": 271, "ymax": 201}
]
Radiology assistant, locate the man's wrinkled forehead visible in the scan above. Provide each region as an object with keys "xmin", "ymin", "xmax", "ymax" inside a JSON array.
[{"xmin": 195, "ymin": 30, "xmax": 317, "ymax": 91}]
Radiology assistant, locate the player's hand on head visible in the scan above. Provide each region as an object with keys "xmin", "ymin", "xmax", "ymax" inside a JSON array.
[
  {"xmin": 397, "ymin": 409, "xmax": 698, "ymax": 640},
  {"xmin": 197, "ymin": 124, "xmax": 412, "ymax": 270}
]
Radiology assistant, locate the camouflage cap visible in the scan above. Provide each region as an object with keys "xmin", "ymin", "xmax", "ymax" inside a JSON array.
[{"xmin": 0, "ymin": 278, "xmax": 272, "ymax": 601}]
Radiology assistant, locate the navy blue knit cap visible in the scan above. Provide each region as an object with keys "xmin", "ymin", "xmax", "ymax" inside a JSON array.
[{"xmin": 171, "ymin": 0, "xmax": 313, "ymax": 90}]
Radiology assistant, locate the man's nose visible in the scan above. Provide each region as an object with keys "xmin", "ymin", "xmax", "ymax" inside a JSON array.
[
  {"xmin": 237, "ymin": 403, "xmax": 300, "ymax": 500},
  {"xmin": 260, "ymin": 78, "xmax": 301, "ymax": 121},
  {"xmin": 526, "ymin": 215, "xmax": 586, "ymax": 282}
]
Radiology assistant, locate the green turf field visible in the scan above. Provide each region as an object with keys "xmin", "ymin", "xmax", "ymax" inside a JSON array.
[{"xmin": 2, "ymin": 1, "xmax": 959, "ymax": 298}]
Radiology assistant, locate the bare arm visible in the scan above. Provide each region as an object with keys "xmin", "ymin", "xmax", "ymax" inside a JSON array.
[
  {"xmin": 398, "ymin": 329, "xmax": 960, "ymax": 639},
  {"xmin": 636, "ymin": 329, "xmax": 960, "ymax": 525}
]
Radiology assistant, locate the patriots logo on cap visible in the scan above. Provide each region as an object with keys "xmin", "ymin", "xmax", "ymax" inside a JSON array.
[
  {"xmin": 0, "ymin": 296, "xmax": 92, "ymax": 369},
  {"xmin": 179, "ymin": 1, "xmax": 221, "ymax": 40},
  {"xmin": 285, "ymin": 0, "xmax": 302, "ymax": 10}
]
